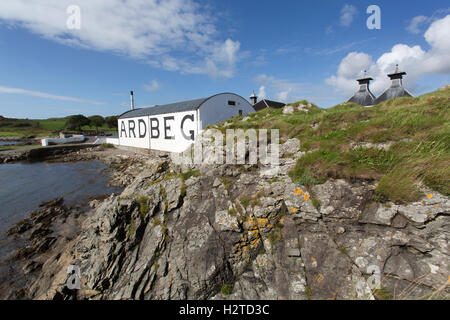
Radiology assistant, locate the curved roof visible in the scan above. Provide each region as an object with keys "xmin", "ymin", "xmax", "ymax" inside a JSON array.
[
  {"xmin": 119, "ymin": 97, "xmax": 207, "ymax": 119},
  {"xmin": 119, "ymin": 92, "xmax": 249, "ymax": 119}
]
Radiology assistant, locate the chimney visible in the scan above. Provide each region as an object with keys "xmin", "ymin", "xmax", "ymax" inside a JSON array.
[
  {"xmin": 347, "ymin": 71, "xmax": 376, "ymax": 106},
  {"xmin": 130, "ymin": 91, "xmax": 134, "ymax": 110},
  {"xmin": 387, "ymin": 64, "xmax": 407, "ymax": 87},
  {"xmin": 249, "ymin": 90, "xmax": 258, "ymax": 105}
]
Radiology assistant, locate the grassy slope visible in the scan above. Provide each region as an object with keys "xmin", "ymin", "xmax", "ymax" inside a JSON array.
[
  {"xmin": 0, "ymin": 116, "xmax": 116, "ymax": 138},
  {"xmin": 211, "ymin": 86, "xmax": 449, "ymax": 204}
]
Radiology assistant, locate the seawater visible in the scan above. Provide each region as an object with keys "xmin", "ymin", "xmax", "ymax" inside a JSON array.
[{"xmin": 0, "ymin": 160, "xmax": 122, "ymax": 238}]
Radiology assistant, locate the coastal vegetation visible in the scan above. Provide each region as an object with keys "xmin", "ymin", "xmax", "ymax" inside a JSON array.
[
  {"xmin": 0, "ymin": 114, "xmax": 118, "ymax": 138},
  {"xmin": 213, "ymin": 86, "xmax": 449, "ymax": 204}
]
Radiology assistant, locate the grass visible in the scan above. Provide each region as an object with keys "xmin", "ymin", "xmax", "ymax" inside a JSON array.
[
  {"xmin": 181, "ymin": 169, "xmax": 200, "ymax": 181},
  {"xmin": 214, "ymin": 86, "xmax": 450, "ymax": 204},
  {"xmin": 311, "ymin": 198, "xmax": 321, "ymax": 208},
  {"xmin": 0, "ymin": 116, "xmax": 116, "ymax": 137},
  {"xmin": 221, "ymin": 284, "xmax": 234, "ymax": 296},
  {"xmin": 101, "ymin": 143, "xmax": 115, "ymax": 149},
  {"xmin": 372, "ymin": 287, "xmax": 393, "ymax": 300},
  {"xmin": 126, "ymin": 218, "xmax": 136, "ymax": 239},
  {"xmin": 0, "ymin": 144, "xmax": 40, "ymax": 151},
  {"xmin": 137, "ymin": 196, "xmax": 150, "ymax": 217}
]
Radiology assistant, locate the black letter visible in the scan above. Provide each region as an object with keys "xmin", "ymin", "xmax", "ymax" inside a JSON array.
[
  {"xmin": 181, "ymin": 114, "xmax": 195, "ymax": 141},
  {"xmin": 138, "ymin": 119, "xmax": 147, "ymax": 138},
  {"xmin": 164, "ymin": 116, "xmax": 175, "ymax": 140},
  {"xmin": 150, "ymin": 118, "xmax": 159, "ymax": 138},
  {"xmin": 128, "ymin": 120, "xmax": 136, "ymax": 138},
  {"xmin": 120, "ymin": 121, "xmax": 127, "ymax": 138}
]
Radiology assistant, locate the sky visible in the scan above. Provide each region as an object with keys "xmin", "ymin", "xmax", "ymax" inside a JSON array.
[{"xmin": 0, "ymin": 0, "xmax": 449, "ymax": 119}]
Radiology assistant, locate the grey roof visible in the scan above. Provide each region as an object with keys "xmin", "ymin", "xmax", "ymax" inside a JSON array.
[
  {"xmin": 375, "ymin": 66, "xmax": 412, "ymax": 104},
  {"xmin": 348, "ymin": 81, "xmax": 376, "ymax": 106},
  {"xmin": 119, "ymin": 97, "xmax": 208, "ymax": 119},
  {"xmin": 253, "ymin": 99, "xmax": 286, "ymax": 111},
  {"xmin": 375, "ymin": 80, "xmax": 412, "ymax": 104}
]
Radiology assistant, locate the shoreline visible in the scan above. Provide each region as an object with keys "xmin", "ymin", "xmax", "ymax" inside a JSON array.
[{"xmin": 0, "ymin": 145, "xmax": 157, "ymax": 299}]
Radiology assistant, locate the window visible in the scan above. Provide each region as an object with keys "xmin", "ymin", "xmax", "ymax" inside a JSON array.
[
  {"xmin": 239, "ymin": 110, "xmax": 243, "ymax": 116},
  {"xmin": 228, "ymin": 100, "xmax": 236, "ymax": 106}
]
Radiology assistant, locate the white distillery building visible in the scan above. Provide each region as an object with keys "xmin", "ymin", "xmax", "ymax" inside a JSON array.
[{"xmin": 117, "ymin": 92, "xmax": 254, "ymax": 153}]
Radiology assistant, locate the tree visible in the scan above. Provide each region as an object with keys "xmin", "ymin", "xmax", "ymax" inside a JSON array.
[
  {"xmin": 88, "ymin": 115, "xmax": 105, "ymax": 133},
  {"xmin": 65, "ymin": 115, "xmax": 90, "ymax": 132},
  {"xmin": 105, "ymin": 116, "xmax": 118, "ymax": 129}
]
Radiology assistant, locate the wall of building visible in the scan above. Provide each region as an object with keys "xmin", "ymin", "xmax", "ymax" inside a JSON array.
[
  {"xmin": 117, "ymin": 93, "xmax": 254, "ymax": 153},
  {"xmin": 147, "ymin": 109, "xmax": 197, "ymax": 153},
  {"xmin": 118, "ymin": 116, "xmax": 150, "ymax": 149},
  {"xmin": 118, "ymin": 110, "xmax": 198, "ymax": 153},
  {"xmin": 198, "ymin": 93, "xmax": 254, "ymax": 130}
]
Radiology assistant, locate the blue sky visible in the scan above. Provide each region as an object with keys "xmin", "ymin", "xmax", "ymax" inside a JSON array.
[{"xmin": 0, "ymin": 0, "xmax": 449, "ymax": 118}]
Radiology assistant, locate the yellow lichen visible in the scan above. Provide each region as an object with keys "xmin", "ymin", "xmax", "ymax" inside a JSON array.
[
  {"xmin": 316, "ymin": 274, "xmax": 324, "ymax": 282},
  {"xmin": 257, "ymin": 218, "xmax": 269, "ymax": 227}
]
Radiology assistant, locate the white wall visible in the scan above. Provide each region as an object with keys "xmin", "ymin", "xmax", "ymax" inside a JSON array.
[
  {"xmin": 118, "ymin": 110, "xmax": 198, "ymax": 153},
  {"xmin": 147, "ymin": 110, "xmax": 198, "ymax": 152},
  {"xmin": 117, "ymin": 93, "xmax": 254, "ymax": 153},
  {"xmin": 118, "ymin": 116, "xmax": 150, "ymax": 149}
]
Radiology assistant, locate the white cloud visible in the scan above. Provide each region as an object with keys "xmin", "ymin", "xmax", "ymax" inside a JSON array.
[
  {"xmin": 143, "ymin": 80, "xmax": 160, "ymax": 92},
  {"xmin": 257, "ymin": 86, "xmax": 266, "ymax": 100},
  {"xmin": 277, "ymin": 89, "xmax": 292, "ymax": 102},
  {"xmin": 326, "ymin": 15, "xmax": 450, "ymax": 98},
  {"xmin": 340, "ymin": 4, "xmax": 358, "ymax": 27},
  {"xmin": 0, "ymin": 85, "xmax": 104, "ymax": 105},
  {"xmin": 305, "ymin": 38, "xmax": 374, "ymax": 56},
  {"xmin": 407, "ymin": 8, "xmax": 450, "ymax": 34},
  {"xmin": 0, "ymin": 0, "xmax": 241, "ymax": 78},
  {"xmin": 254, "ymin": 74, "xmax": 306, "ymax": 103},
  {"xmin": 407, "ymin": 15, "xmax": 431, "ymax": 34}
]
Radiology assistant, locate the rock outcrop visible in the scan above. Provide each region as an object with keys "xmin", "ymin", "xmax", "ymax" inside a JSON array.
[{"xmin": 4, "ymin": 139, "xmax": 450, "ymax": 300}]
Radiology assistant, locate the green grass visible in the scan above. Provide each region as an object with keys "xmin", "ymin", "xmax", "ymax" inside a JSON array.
[
  {"xmin": 101, "ymin": 143, "xmax": 115, "ymax": 149},
  {"xmin": 0, "ymin": 144, "xmax": 40, "ymax": 151},
  {"xmin": 181, "ymin": 169, "xmax": 200, "ymax": 181},
  {"xmin": 373, "ymin": 287, "xmax": 393, "ymax": 300},
  {"xmin": 221, "ymin": 284, "xmax": 234, "ymax": 296},
  {"xmin": 0, "ymin": 116, "xmax": 117, "ymax": 137},
  {"xmin": 137, "ymin": 196, "xmax": 150, "ymax": 217},
  {"xmin": 214, "ymin": 86, "xmax": 450, "ymax": 203},
  {"xmin": 311, "ymin": 198, "xmax": 321, "ymax": 208}
]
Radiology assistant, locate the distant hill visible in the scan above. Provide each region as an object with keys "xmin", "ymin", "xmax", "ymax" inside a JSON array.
[{"xmin": 0, "ymin": 115, "xmax": 117, "ymax": 138}]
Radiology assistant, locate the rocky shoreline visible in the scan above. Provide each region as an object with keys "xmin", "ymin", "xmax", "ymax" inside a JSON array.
[
  {"xmin": 0, "ymin": 145, "xmax": 157, "ymax": 299},
  {"xmin": 0, "ymin": 140, "xmax": 449, "ymax": 300}
]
